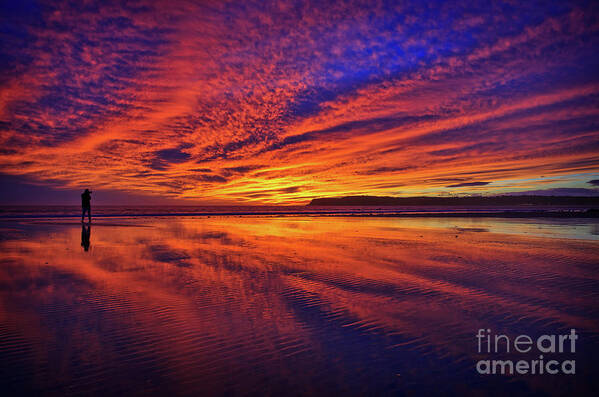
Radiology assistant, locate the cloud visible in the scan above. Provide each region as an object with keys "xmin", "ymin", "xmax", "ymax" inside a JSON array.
[
  {"xmin": 221, "ymin": 165, "xmax": 265, "ymax": 176},
  {"xmin": 154, "ymin": 147, "xmax": 191, "ymax": 162},
  {"xmin": 146, "ymin": 146, "xmax": 192, "ymax": 170},
  {"xmin": 588, "ymin": 180, "xmax": 599, "ymax": 186},
  {"xmin": 504, "ymin": 188, "xmax": 599, "ymax": 197},
  {"xmin": 190, "ymin": 174, "xmax": 227, "ymax": 183},
  {"xmin": 0, "ymin": 1, "xmax": 598, "ymax": 203},
  {"xmin": 446, "ymin": 182, "xmax": 491, "ymax": 188}
]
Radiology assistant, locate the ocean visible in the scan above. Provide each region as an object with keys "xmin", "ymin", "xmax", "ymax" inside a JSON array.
[
  {"xmin": 0, "ymin": 204, "xmax": 595, "ymax": 218},
  {"xmin": 0, "ymin": 210, "xmax": 598, "ymax": 395}
]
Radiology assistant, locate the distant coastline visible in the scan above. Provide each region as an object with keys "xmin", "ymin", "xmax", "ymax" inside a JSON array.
[
  {"xmin": 1, "ymin": 201, "xmax": 598, "ymax": 219},
  {"xmin": 309, "ymin": 195, "xmax": 599, "ymax": 207}
]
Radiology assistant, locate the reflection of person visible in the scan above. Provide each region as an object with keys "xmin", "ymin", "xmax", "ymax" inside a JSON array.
[
  {"xmin": 81, "ymin": 224, "xmax": 91, "ymax": 251},
  {"xmin": 81, "ymin": 189, "xmax": 92, "ymax": 223}
]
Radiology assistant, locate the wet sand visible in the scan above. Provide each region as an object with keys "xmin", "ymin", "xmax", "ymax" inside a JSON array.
[{"xmin": 1, "ymin": 216, "xmax": 598, "ymax": 395}]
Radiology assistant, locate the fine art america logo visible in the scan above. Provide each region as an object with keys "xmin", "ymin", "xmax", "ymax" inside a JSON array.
[{"xmin": 476, "ymin": 329, "xmax": 577, "ymax": 375}]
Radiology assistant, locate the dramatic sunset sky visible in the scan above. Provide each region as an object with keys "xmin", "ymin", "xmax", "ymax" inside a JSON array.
[{"xmin": 1, "ymin": 0, "xmax": 598, "ymax": 204}]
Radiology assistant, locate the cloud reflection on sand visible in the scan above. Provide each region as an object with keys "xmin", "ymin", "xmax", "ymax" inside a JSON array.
[{"xmin": 0, "ymin": 217, "xmax": 598, "ymax": 395}]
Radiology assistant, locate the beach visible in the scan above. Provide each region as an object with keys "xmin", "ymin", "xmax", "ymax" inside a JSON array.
[
  {"xmin": 3, "ymin": 0, "xmax": 599, "ymax": 394},
  {"xmin": 1, "ymin": 214, "xmax": 598, "ymax": 395}
]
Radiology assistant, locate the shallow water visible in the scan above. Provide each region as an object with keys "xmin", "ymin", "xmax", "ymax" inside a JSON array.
[
  {"xmin": 0, "ymin": 204, "xmax": 594, "ymax": 218},
  {"xmin": 1, "ymin": 216, "xmax": 598, "ymax": 395}
]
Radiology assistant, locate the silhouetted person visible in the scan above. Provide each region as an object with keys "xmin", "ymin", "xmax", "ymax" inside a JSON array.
[
  {"xmin": 81, "ymin": 189, "xmax": 92, "ymax": 223},
  {"xmin": 81, "ymin": 224, "xmax": 91, "ymax": 251}
]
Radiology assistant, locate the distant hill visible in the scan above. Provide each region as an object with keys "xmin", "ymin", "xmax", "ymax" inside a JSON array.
[{"xmin": 308, "ymin": 195, "xmax": 599, "ymax": 206}]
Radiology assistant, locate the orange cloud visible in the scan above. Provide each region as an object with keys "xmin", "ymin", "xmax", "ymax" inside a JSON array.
[{"xmin": 1, "ymin": 1, "xmax": 598, "ymax": 203}]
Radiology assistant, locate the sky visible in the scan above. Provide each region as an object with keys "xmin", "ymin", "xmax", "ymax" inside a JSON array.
[{"xmin": 1, "ymin": 0, "xmax": 598, "ymax": 205}]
